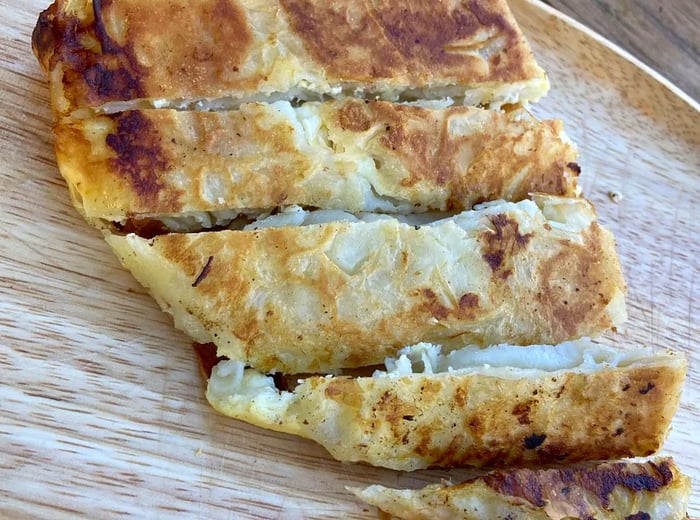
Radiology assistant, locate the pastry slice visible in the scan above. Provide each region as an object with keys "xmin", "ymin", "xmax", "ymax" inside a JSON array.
[
  {"xmin": 350, "ymin": 458, "xmax": 691, "ymax": 519},
  {"xmin": 106, "ymin": 195, "xmax": 626, "ymax": 373},
  {"xmin": 55, "ymin": 101, "xmax": 579, "ymax": 227},
  {"xmin": 33, "ymin": 0, "xmax": 549, "ymax": 119},
  {"xmin": 201, "ymin": 340, "xmax": 685, "ymax": 470}
]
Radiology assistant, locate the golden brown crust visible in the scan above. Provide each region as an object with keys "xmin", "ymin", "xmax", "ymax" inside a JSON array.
[
  {"xmin": 33, "ymin": 0, "xmax": 548, "ymax": 118},
  {"xmin": 33, "ymin": 0, "xmax": 255, "ymax": 116},
  {"xmin": 203, "ymin": 343, "xmax": 686, "ymax": 470},
  {"xmin": 54, "ymin": 102, "xmax": 579, "ymax": 221},
  {"xmin": 278, "ymin": 0, "xmax": 541, "ymax": 83},
  {"xmin": 105, "ymin": 198, "xmax": 626, "ymax": 373},
  {"xmin": 350, "ymin": 459, "xmax": 691, "ymax": 519}
]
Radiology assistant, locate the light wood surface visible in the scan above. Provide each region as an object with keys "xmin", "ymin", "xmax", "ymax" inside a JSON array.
[
  {"xmin": 543, "ymin": 0, "xmax": 700, "ymax": 102},
  {"xmin": 1, "ymin": 1, "xmax": 698, "ymax": 518}
]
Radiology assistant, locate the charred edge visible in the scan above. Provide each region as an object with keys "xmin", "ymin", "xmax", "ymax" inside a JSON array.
[
  {"xmin": 93, "ymin": 0, "xmax": 120, "ymax": 54},
  {"xmin": 625, "ymin": 513, "xmax": 651, "ymax": 520},
  {"xmin": 639, "ymin": 382, "xmax": 655, "ymax": 395},
  {"xmin": 523, "ymin": 432, "xmax": 546, "ymax": 449},
  {"xmin": 46, "ymin": 0, "xmax": 144, "ymax": 105},
  {"xmin": 32, "ymin": 3, "xmax": 58, "ymax": 67},
  {"xmin": 192, "ymin": 256, "xmax": 214, "ymax": 287},
  {"xmin": 483, "ymin": 460, "xmax": 677, "ymax": 512},
  {"xmin": 567, "ymin": 161, "xmax": 582, "ymax": 175}
]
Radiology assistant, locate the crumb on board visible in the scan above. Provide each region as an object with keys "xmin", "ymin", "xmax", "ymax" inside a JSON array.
[
  {"xmin": 195, "ymin": 448, "xmax": 203, "ymax": 457},
  {"xmin": 608, "ymin": 191, "xmax": 623, "ymax": 203}
]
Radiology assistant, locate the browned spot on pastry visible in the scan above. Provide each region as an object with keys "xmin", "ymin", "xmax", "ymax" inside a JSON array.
[
  {"xmin": 33, "ymin": 0, "xmax": 147, "ymax": 105},
  {"xmin": 419, "ymin": 289, "xmax": 480, "ymax": 321},
  {"xmin": 413, "ymin": 423, "xmax": 436, "ymax": 458},
  {"xmin": 372, "ymin": 389, "xmax": 420, "ymax": 440},
  {"xmin": 378, "ymin": 2, "xmax": 495, "ymax": 61},
  {"xmin": 480, "ymin": 213, "xmax": 532, "ymax": 279},
  {"xmin": 567, "ymin": 161, "xmax": 582, "ymax": 175},
  {"xmin": 586, "ymin": 459, "xmax": 675, "ymax": 507},
  {"xmin": 511, "ymin": 400, "xmax": 534, "ymax": 425},
  {"xmin": 336, "ymin": 100, "xmax": 373, "ymax": 132},
  {"xmin": 625, "ymin": 513, "xmax": 650, "ymax": 520},
  {"xmin": 280, "ymin": 0, "xmax": 404, "ymax": 80},
  {"xmin": 419, "ymin": 378, "xmax": 442, "ymax": 398},
  {"xmin": 537, "ymin": 223, "xmax": 622, "ymax": 339},
  {"xmin": 459, "ymin": 293, "xmax": 479, "ymax": 310},
  {"xmin": 484, "ymin": 470, "xmax": 547, "ymax": 506},
  {"xmin": 32, "ymin": 3, "xmax": 59, "ymax": 70},
  {"xmin": 111, "ymin": 0, "xmax": 252, "ymax": 94},
  {"xmin": 433, "ymin": 434, "xmax": 467, "ymax": 467},
  {"xmin": 454, "ymin": 386, "xmax": 467, "ymax": 407},
  {"xmin": 483, "ymin": 460, "xmax": 676, "ymax": 511},
  {"xmin": 639, "ymin": 382, "xmax": 655, "ymax": 395},
  {"xmin": 106, "ymin": 111, "xmax": 173, "ymax": 204},
  {"xmin": 330, "ymin": 101, "xmax": 578, "ymax": 211},
  {"xmin": 325, "ymin": 378, "xmax": 363, "ymax": 408},
  {"xmin": 467, "ymin": 415, "xmax": 483, "ymax": 434},
  {"xmin": 421, "ymin": 288, "xmax": 449, "ymax": 319},
  {"xmin": 34, "ymin": 0, "xmax": 253, "ymax": 109},
  {"xmin": 538, "ymin": 441, "xmax": 570, "ymax": 461},
  {"xmin": 280, "ymin": 0, "xmax": 531, "ymax": 83}
]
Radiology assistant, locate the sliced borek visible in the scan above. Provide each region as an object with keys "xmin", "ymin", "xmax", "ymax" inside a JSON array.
[
  {"xmin": 106, "ymin": 196, "xmax": 626, "ymax": 373},
  {"xmin": 201, "ymin": 340, "xmax": 685, "ymax": 471},
  {"xmin": 33, "ymin": 0, "xmax": 549, "ymax": 119},
  {"xmin": 55, "ymin": 101, "xmax": 579, "ymax": 229}
]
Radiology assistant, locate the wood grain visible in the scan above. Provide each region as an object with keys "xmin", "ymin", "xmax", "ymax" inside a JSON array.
[
  {"xmin": 543, "ymin": 0, "xmax": 700, "ymax": 101},
  {"xmin": 1, "ymin": 0, "xmax": 698, "ymax": 518}
]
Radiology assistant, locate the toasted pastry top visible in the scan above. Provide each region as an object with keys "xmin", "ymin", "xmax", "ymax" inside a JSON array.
[{"xmin": 33, "ymin": 0, "xmax": 548, "ymax": 118}]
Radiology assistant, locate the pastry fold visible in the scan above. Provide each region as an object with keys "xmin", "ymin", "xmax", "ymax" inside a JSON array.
[
  {"xmin": 33, "ymin": 0, "xmax": 549, "ymax": 118},
  {"xmin": 203, "ymin": 340, "xmax": 686, "ymax": 471},
  {"xmin": 350, "ymin": 458, "xmax": 691, "ymax": 519},
  {"xmin": 106, "ymin": 196, "xmax": 626, "ymax": 373},
  {"xmin": 55, "ymin": 101, "xmax": 579, "ymax": 224}
]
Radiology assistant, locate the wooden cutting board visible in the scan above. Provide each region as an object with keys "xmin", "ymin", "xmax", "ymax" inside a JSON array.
[{"xmin": 1, "ymin": 0, "xmax": 697, "ymax": 517}]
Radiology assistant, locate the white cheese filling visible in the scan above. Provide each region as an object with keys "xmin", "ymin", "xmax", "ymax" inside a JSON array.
[
  {"xmin": 207, "ymin": 339, "xmax": 669, "ymax": 405},
  {"xmin": 375, "ymin": 339, "xmax": 654, "ymax": 378}
]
